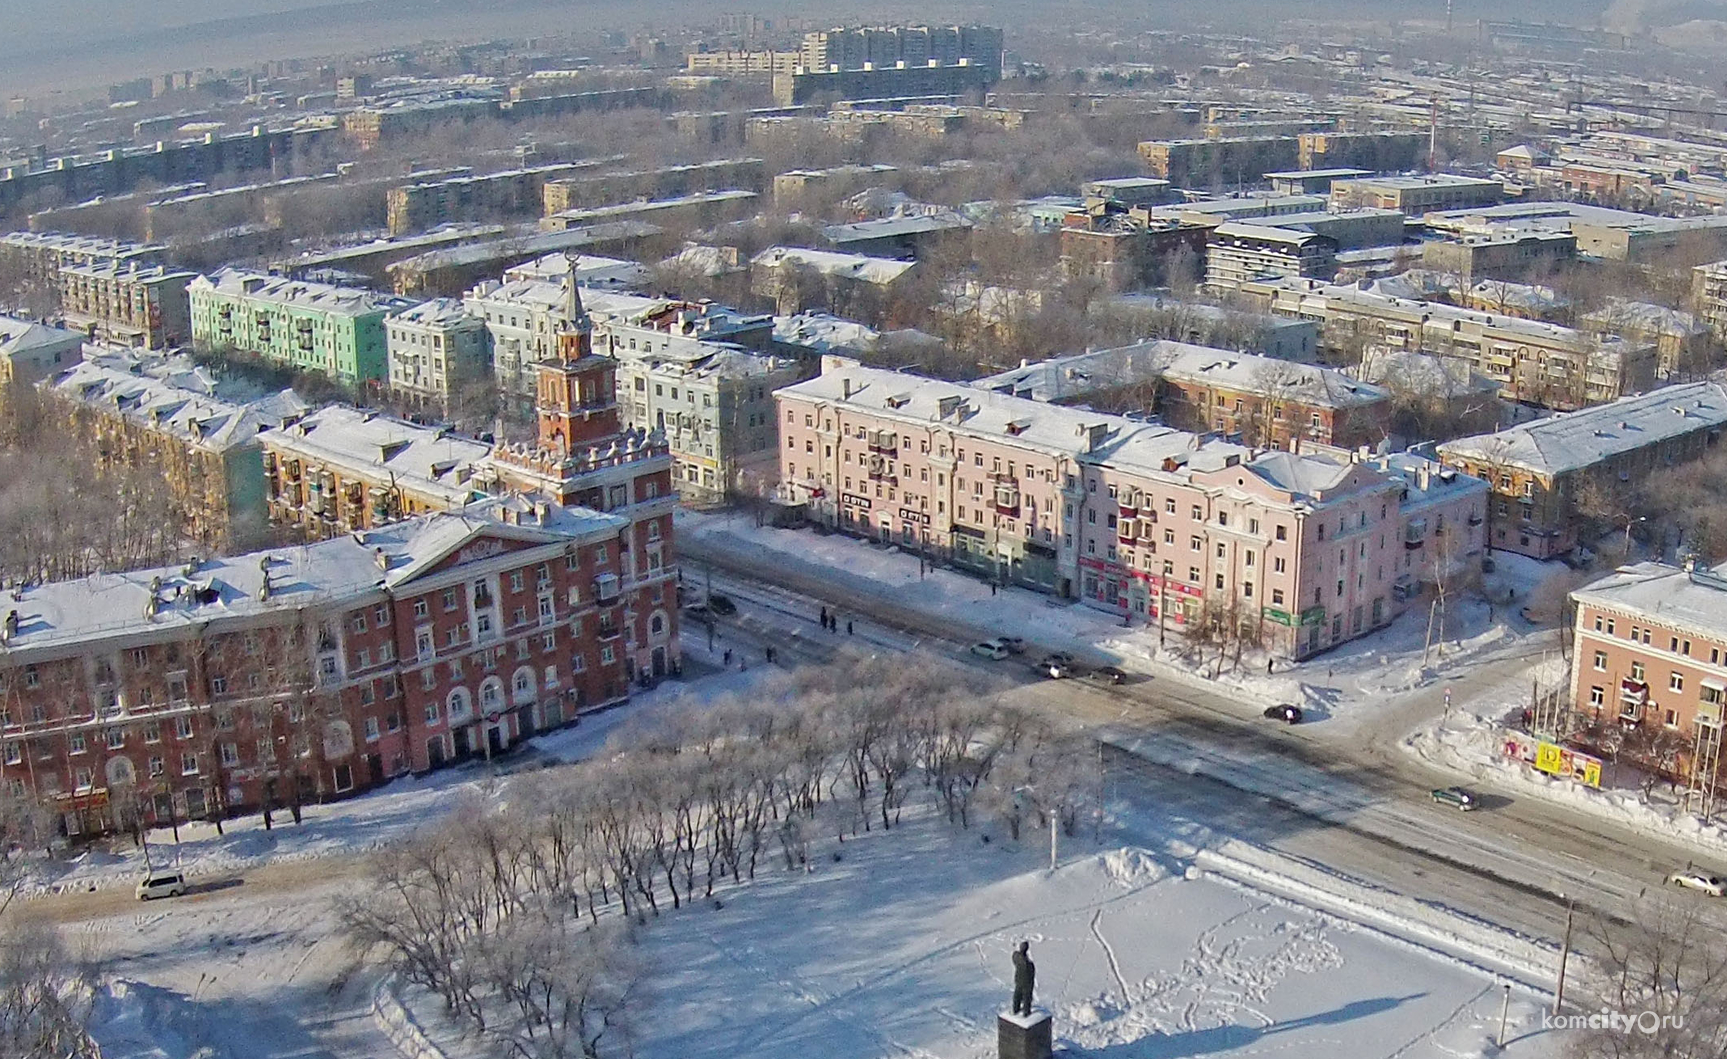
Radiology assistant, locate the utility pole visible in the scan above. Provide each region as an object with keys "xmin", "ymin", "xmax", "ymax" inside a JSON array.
[
  {"xmin": 1554, "ymin": 896, "xmax": 1575, "ymax": 1015},
  {"xmin": 1049, "ymin": 809, "xmax": 1058, "ymax": 872},
  {"xmin": 1497, "ymin": 982, "xmax": 1511, "ymax": 1047}
]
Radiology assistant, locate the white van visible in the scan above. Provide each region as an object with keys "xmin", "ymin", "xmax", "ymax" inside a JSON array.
[{"xmin": 134, "ymin": 871, "xmax": 186, "ymax": 901}]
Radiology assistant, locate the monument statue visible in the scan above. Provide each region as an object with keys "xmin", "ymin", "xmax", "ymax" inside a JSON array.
[{"xmin": 1010, "ymin": 941, "xmax": 1035, "ymax": 1016}]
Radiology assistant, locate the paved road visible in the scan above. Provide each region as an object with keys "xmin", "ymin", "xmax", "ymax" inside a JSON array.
[{"xmin": 684, "ymin": 537, "xmax": 1726, "ymax": 950}]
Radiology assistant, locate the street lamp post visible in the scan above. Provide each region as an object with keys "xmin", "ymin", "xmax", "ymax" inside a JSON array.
[{"xmin": 1623, "ymin": 515, "xmax": 1647, "ymax": 558}]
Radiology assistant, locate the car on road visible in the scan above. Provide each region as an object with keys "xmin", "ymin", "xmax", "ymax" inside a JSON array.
[
  {"xmin": 971, "ymin": 641, "xmax": 1011, "ymax": 661},
  {"xmin": 1430, "ymin": 786, "xmax": 1479, "ymax": 811},
  {"xmin": 706, "ymin": 594, "xmax": 737, "ymax": 616},
  {"xmin": 135, "ymin": 871, "xmax": 187, "ymax": 901},
  {"xmin": 1667, "ymin": 870, "xmax": 1726, "ymax": 897},
  {"xmin": 994, "ymin": 636, "xmax": 1026, "ymax": 654},
  {"xmin": 1041, "ymin": 653, "xmax": 1076, "ymax": 679},
  {"xmin": 1262, "ymin": 703, "xmax": 1303, "ymax": 724},
  {"xmin": 1089, "ymin": 666, "xmax": 1127, "ymax": 685}
]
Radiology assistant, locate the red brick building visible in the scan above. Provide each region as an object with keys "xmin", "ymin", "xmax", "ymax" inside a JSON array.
[
  {"xmin": 0, "ymin": 504, "xmax": 647, "ymax": 836},
  {"xmin": 1566, "ymin": 560, "xmax": 1727, "ymax": 806}
]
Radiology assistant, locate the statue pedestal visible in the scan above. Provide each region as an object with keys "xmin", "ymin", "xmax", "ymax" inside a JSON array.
[{"xmin": 998, "ymin": 1010, "xmax": 1052, "ymax": 1059}]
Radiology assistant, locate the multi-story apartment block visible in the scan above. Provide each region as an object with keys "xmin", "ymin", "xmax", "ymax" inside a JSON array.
[
  {"xmin": 684, "ymin": 50, "xmax": 802, "ymax": 76},
  {"xmin": 974, "ymin": 340, "xmax": 1391, "ymax": 450},
  {"xmin": 0, "ymin": 505, "xmax": 640, "ymax": 835},
  {"xmin": 385, "ymin": 298, "xmax": 489, "ymax": 409},
  {"xmin": 386, "ymin": 163, "xmax": 595, "ymax": 236},
  {"xmin": 57, "ymin": 261, "xmax": 196, "ymax": 349},
  {"xmin": 606, "ymin": 326, "xmax": 809, "ymax": 500},
  {"xmin": 1058, "ymin": 212, "xmax": 1210, "ymax": 292},
  {"xmin": 43, "ymin": 358, "xmax": 301, "ymax": 550},
  {"xmin": 1566, "ymin": 560, "xmax": 1727, "ymax": 799},
  {"xmin": 1205, "ymin": 223, "xmax": 1338, "ymax": 291},
  {"xmin": 260, "ymin": 407, "xmax": 495, "ymax": 535},
  {"xmin": 1295, "ymin": 131, "xmax": 1427, "ymax": 172},
  {"xmin": 1330, "ymin": 175, "xmax": 1504, "ymax": 212},
  {"xmin": 797, "ymin": 24, "xmax": 1004, "ymax": 78},
  {"xmin": 0, "ymin": 231, "xmax": 166, "ymax": 290},
  {"xmin": 1579, "ymin": 300, "xmax": 1714, "ymax": 381},
  {"xmin": 1137, "ymin": 137, "xmax": 1301, "ymax": 188},
  {"xmin": 1689, "ymin": 258, "xmax": 1727, "ymax": 339},
  {"xmin": 1420, "ymin": 232, "xmax": 1578, "ymax": 285},
  {"xmin": 541, "ymin": 159, "xmax": 766, "ymax": 215},
  {"xmin": 188, "ymin": 269, "xmax": 410, "ymax": 386},
  {"xmin": 462, "ymin": 276, "xmax": 682, "ymax": 416},
  {"xmin": 1437, "ymin": 382, "xmax": 1727, "ymax": 559},
  {"xmin": 773, "ymin": 64, "xmax": 998, "ymax": 107},
  {"xmin": 1237, "ymin": 277, "xmax": 1659, "ymax": 412},
  {"xmin": 777, "ymin": 359, "xmax": 1485, "ymax": 657},
  {"xmin": 0, "ymin": 316, "xmax": 83, "ymax": 386}
]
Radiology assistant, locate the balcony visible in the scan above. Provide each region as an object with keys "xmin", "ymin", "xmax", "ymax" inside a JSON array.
[
  {"xmin": 593, "ymin": 573, "xmax": 621, "ymax": 606},
  {"xmin": 596, "ymin": 622, "xmax": 622, "ymax": 642}
]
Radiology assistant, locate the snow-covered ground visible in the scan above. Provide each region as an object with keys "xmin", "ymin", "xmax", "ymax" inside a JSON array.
[
  {"xmin": 680, "ymin": 509, "xmax": 1573, "ymax": 734},
  {"xmin": 605, "ymin": 812, "xmax": 1556, "ymax": 1059},
  {"xmin": 1403, "ymin": 656, "xmax": 1727, "ymax": 856}
]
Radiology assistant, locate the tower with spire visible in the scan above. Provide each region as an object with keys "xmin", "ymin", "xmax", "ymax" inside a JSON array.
[{"xmin": 534, "ymin": 259, "xmax": 620, "ymax": 455}]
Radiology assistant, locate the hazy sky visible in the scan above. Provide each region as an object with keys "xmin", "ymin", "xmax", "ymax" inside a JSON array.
[{"xmin": 0, "ymin": 0, "xmax": 1620, "ymax": 97}]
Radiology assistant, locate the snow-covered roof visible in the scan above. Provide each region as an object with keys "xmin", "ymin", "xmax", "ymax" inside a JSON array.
[
  {"xmin": 751, "ymin": 246, "xmax": 916, "ymax": 285},
  {"xmin": 189, "ymin": 267, "xmax": 409, "ymax": 317},
  {"xmin": 1571, "ymin": 561, "xmax": 1727, "ymax": 640},
  {"xmin": 45, "ymin": 360, "xmax": 296, "ymax": 453},
  {"xmin": 771, "ymin": 313, "xmax": 881, "ymax": 354},
  {"xmin": 974, "ymin": 339, "xmax": 1388, "ymax": 409},
  {"xmin": 501, "ymin": 253, "xmax": 650, "ymax": 290},
  {"xmin": 0, "ymin": 510, "xmax": 620, "ymax": 657},
  {"xmin": 389, "ymin": 297, "xmax": 482, "ymax": 330},
  {"xmin": 259, "ymin": 406, "xmax": 494, "ymax": 506},
  {"xmin": 1437, "ymin": 382, "xmax": 1727, "ymax": 476}
]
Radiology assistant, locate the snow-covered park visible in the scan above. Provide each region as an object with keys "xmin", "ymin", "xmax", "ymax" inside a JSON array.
[{"xmin": 621, "ymin": 815, "xmax": 1558, "ymax": 1059}]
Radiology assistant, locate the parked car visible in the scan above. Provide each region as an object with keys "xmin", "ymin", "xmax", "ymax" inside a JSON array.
[
  {"xmin": 1430, "ymin": 786, "xmax": 1478, "ymax": 811},
  {"xmin": 1041, "ymin": 653, "xmax": 1076, "ymax": 679},
  {"xmin": 1667, "ymin": 870, "xmax": 1726, "ymax": 897},
  {"xmin": 995, "ymin": 636, "xmax": 1026, "ymax": 654},
  {"xmin": 135, "ymin": 871, "xmax": 187, "ymax": 901},
  {"xmin": 971, "ymin": 641, "xmax": 1011, "ymax": 661},
  {"xmin": 1262, "ymin": 703, "xmax": 1303, "ymax": 724},
  {"xmin": 1090, "ymin": 666, "xmax": 1127, "ymax": 685},
  {"xmin": 707, "ymin": 594, "xmax": 737, "ymax": 616}
]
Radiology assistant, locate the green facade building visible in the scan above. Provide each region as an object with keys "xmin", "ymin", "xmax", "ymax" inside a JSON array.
[{"xmin": 188, "ymin": 267, "xmax": 408, "ymax": 385}]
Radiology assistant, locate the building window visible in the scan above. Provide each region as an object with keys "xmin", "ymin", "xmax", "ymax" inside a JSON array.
[
  {"xmin": 1272, "ymin": 589, "xmax": 1285, "ymax": 605},
  {"xmin": 1593, "ymin": 651, "xmax": 1607, "ymax": 671},
  {"xmin": 1589, "ymin": 685, "xmax": 1604, "ymax": 707},
  {"xmin": 1671, "ymin": 672, "xmax": 1685, "ymax": 692},
  {"xmin": 181, "ymin": 751, "xmax": 199, "ymax": 776},
  {"xmin": 1631, "ymin": 661, "xmax": 1646, "ymax": 681},
  {"xmin": 220, "ymin": 743, "xmax": 240, "ymax": 768}
]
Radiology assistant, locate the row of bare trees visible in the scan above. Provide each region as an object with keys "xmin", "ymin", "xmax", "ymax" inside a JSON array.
[
  {"xmin": 0, "ymin": 788, "xmax": 100, "ymax": 1059},
  {"xmin": 340, "ymin": 652, "xmax": 1098, "ymax": 1058}
]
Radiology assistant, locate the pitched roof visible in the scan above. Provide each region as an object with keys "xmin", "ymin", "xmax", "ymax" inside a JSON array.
[{"xmin": 1437, "ymin": 382, "xmax": 1727, "ymax": 475}]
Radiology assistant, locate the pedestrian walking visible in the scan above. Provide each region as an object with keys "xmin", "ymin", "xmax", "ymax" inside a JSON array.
[
  {"xmin": 990, "ymin": 583, "xmax": 997, "ymax": 596},
  {"xmin": 820, "ymin": 606, "xmax": 829, "ymax": 627},
  {"xmin": 847, "ymin": 620, "xmax": 854, "ymax": 635},
  {"xmin": 1266, "ymin": 658, "xmax": 1273, "ymax": 676},
  {"xmin": 723, "ymin": 649, "xmax": 732, "ymax": 665}
]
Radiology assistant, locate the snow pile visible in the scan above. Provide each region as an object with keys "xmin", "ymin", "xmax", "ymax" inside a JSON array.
[
  {"xmin": 1194, "ymin": 838, "xmax": 1560, "ymax": 990},
  {"xmin": 1402, "ymin": 658, "xmax": 1727, "ymax": 856},
  {"xmin": 1098, "ymin": 847, "xmax": 1169, "ymax": 888},
  {"xmin": 87, "ymin": 980, "xmax": 211, "ymax": 1059}
]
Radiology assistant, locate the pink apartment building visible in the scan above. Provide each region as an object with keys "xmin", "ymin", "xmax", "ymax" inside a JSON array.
[{"xmin": 776, "ymin": 358, "xmax": 1487, "ymax": 658}]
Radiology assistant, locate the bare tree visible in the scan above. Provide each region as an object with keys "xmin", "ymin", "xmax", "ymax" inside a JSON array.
[{"xmin": 1571, "ymin": 896, "xmax": 1727, "ymax": 1058}]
